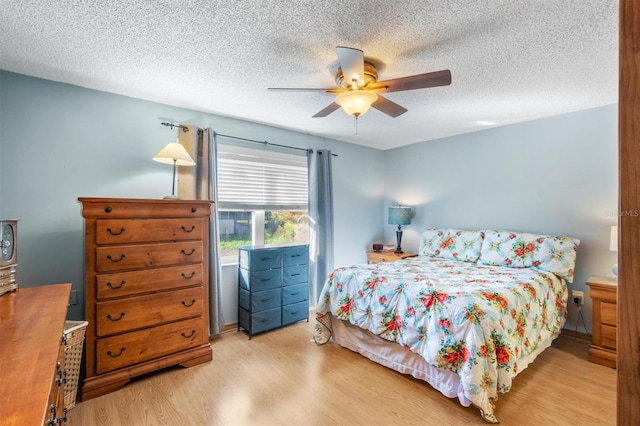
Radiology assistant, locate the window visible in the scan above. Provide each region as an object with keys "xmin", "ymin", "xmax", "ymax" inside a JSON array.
[{"xmin": 217, "ymin": 144, "xmax": 309, "ymax": 263}]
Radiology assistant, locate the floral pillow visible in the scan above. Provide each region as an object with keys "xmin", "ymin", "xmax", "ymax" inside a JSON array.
[
  {"xmin": 419, "ymin": 229, "xmax": 446, "ymax": 256},
  {"xmin": 434, "ymin": 229, "xmax": 485, "ymax": 263},
  {"xmin": 478, "ymin": 230, "xmax": 580, "ymax": 282}
]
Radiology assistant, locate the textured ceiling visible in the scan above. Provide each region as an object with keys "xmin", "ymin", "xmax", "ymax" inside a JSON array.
[{"xmin": 0, "ymin": 1, "xmax": 618, "ymax": 150}]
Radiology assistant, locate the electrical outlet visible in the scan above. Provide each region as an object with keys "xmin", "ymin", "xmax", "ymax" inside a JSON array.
[
  {"xmin": 572, "ymin": 290, "xmax": 584, "ymax": 305},
  {"xmin": 69, "ymin": 290, "xmax": 78, "ymax": 306}
]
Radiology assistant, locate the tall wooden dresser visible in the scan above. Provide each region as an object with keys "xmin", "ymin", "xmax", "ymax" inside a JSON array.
[{"xmin": 79, "ymin": 198, "xmax": 213, "ymax": 400}]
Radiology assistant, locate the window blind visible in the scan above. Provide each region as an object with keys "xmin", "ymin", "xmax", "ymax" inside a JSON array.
[{"xmin": 217, "ymin": 145, "xmax": 308, "ymax": 210}]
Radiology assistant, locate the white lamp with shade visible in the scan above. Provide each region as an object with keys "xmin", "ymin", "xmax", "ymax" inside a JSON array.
[
  {"xmin": 610, "ymin": 225, "xmax": 618, "ymax": 276},
  {"xmin": 153, "ymin": 139, "xmax": 196, "ymax": 199}
]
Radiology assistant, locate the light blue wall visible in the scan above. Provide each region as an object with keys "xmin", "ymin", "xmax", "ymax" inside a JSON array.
[
  {"xmin": 383, "ymin": 105, "xmax": 619, "ymax": 332},
  {"xmin": 0, "ymin": 71, "xmax": 385, "ymax": 322}
]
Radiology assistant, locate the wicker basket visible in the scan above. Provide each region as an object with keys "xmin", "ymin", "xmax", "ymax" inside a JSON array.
[{"xmin": 63, "ymin": 320, "xmax": 88, "ymax": 410}]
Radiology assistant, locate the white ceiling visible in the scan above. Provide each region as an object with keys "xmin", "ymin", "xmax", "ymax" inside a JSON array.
[{"xmin": 0, "ymin": 1, "xmax": 618, "ymax": 150}]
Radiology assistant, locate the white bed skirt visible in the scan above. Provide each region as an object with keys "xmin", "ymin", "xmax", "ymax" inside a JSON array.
[{"xmin": 330, "ymin": 315, "xmax": 558, "ymax": 413}]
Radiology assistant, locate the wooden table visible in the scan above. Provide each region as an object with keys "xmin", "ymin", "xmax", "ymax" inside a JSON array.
[
  {"xmin": 366, "ymin": 250, "xmax": 418, "ymax": 264},
  {"xmin": 586, "ymin": 275, "xmax": 617, "ymax": 368},
  {"xmin": 0, "ymin": 283, "xmax": 71, "ymax": 425}
]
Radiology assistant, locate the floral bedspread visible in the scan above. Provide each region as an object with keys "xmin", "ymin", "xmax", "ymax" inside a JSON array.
[{"xmin": 314, "ymin": 256, "xmax": 568, "ymax": 423}]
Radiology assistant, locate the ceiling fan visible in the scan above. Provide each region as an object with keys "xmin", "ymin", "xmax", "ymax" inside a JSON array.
[{"xmin": 268, "ymin": 46, "xmax": 451, "ymax": 119}]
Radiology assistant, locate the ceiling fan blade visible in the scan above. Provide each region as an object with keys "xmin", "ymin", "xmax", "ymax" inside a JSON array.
[
  {"xmin": 336, "ymin": 46, "xmax": 365, "ymax": 87},
  {"xmin": 268, "ymin": 87, "xmax": 341, "ymax": 93},
  {"xmin": 370, "ymin": 70, "xmax": 452, "ymax": 93},
  {"xmin": 371, "ymin": 95, "xmax": 408, "ymax": 117},
  {"xmin": 312, "ymin": 102, "xmax": 341, "ymax": 118}
]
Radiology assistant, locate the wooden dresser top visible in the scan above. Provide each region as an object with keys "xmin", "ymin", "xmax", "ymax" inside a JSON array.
[{"xmin": 0, "ymin": 283, "xmax": 71, "ymax": 425}]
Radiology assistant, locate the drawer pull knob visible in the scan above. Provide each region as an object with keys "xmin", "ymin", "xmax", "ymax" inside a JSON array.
[
  {"xmin": 107, "ymin": 280, "xmax": 126, "ymax": 289},
  {"xmin": 181, "ymin": 329, "xmax": 196, "ymax": 338},
  {"xmin": 107, "ymin": 254, "xmax": 126, "ymax": 262},
  {"xmin": 181, "ymin": 225, "xmax": 196, "ymax": 232},
  {"xmin": 181, "ymin": 271, "xmax": 196, "ymax": 279},
  {"xmin": 182, "ymin": 299, "xmax": 196, "ymax": 307},
  {"xmin": 107, "ymin": 312, "xmax": 125, "ymax": 321},
  {"xmin": 105, "ymin": 207, "xmax": 112, "ymax": 213},
  {"xmin": 106, "ymin": 227, "xmax": 126, "ymax": 236},
  {"xmin": 107, "ymin": 347, "xmax": 126, "ymax": 358},
  {"xmin": 191, "ymin": 207, "xmax": 197, "ymax": 213},
  {"xmin": 181, "ymin": 248, "xmax": 196, "ymax": 256}
]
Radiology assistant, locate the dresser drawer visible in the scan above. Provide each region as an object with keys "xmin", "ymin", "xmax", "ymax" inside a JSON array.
[
  {"xmin": 96, "ymin": 264, "xmax": 203, "ymax": 299},
  {"xmin": 600, "ymin": 302, "xmax": 617, "ymax": 326},
  {"xmin": 283, "ymin": 301, "xmax": 309, "ymax": 325},
  {"xmin": 601, "ymin": 324, "xmax": 617, "ymax": 349},
  {"xmin": 96, "ymin": 317, "xmax": 207, "ymax": 374},
  {"xmin": 240, "ymin": 307, "xmax": 282, "ymax": 335},
  {"xmin": 96, "ymin": 241, "xmax": 203, "ymax": 272},
  {"xmin": 282, "ymin": 283, "xmax": 307, "ymax": 305},
  {"xmin": 283, "ymin": 264, "xmax": 308, "ymax": 285},
  {"xmin": 96, "ymin": 218, "xmax": 203, "ymax": 244},
  {"xmin": 96, "ymin": 286, "xmax": 203, "ymax": 336},
  {"xmin": 240, "ymin": 248, "xmax": 282, "ymax": 271},
  {"xmin": 283, "ymin": 245, "xmax": 308, "ymax": 266},
  {"xmin": 239, "ymin": 288, "xmax": 281, "ymax": 312},
  {"xmin": 239, "ymin": 268, "xmax": 281, "ymax": 292}
]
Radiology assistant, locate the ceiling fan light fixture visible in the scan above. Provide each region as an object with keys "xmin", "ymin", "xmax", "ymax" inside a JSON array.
[{"xmin": 335, "ymin": 90, "xmax": 378, "ymax": 117}]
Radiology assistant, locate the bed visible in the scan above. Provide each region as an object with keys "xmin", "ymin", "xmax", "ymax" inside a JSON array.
[{"xmin": 314, "ymin": 228, "xmax": 579, "ymax": 423}]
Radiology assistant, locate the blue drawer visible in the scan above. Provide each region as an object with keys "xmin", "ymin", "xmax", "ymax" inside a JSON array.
[
  {"xmin": 251, "ymin": 307, "xmax": 282, "ymax": 334},
  {"xmin": 240, "ymin": 247, "xmax": 282, "ymax": 271},
  {"xmin": 282, "ymin": 301, "xmax": 309, "ymax": 325},
  {"xmin": 239, "ymin": 268, "xmax": 281, "ymax": 292},
  {"xmin": 282, "ymin": 283, "xmax": 307, "ymax": 305},
  {"xmin": 283, "ymin": 264, "xmax": 308, "ymax": 285},
  {"xmin": 250, "ymin": 288, "xmax": 281, "ymax": 312},
  {"xmin": 283, "ymin": 245, "xmax": 309, "ymax": 267}
]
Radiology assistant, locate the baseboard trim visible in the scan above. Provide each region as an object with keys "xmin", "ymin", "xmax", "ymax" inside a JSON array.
[{"xmin": 561, "ymin": 327, "xmax": 592, "ymax": 342}]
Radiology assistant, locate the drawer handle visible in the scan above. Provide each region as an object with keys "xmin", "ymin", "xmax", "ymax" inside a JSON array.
[
  {"xmin": 107, "ymin": 280, "xmax": 126, "ymax": 289},
  {"xmin": 291, "ymin": 273, "xmax": 301, "ymax": 276},
  {"xmin": 290, "ymin": 292, "xmax": 300, "ymax": 296},
  {"xmin": 181, "ymin": 248, "xmax": 196, "ymax": 256},
  {"xmin": 106, "ymin": 227, "xmax": 125, "ymax": 236},
  {"xmin": 107, "ymin": 254, "xmax": 126, "ymax": 262},
  {"xmin": 260, "ymin": 318, "xmax": 272, "ymax": 323},
  {"xmin": 260, "ymin": 278, "xmax": 271, "ymax": 282},
  {"xmin": 56, "ymin": 368, "xmax": 67, "ymax": 386},
  {"xmin": 291, "ymin": 254, "xmax": 301, "ymax": 258},
  {"xmin": 182, "ymin": 299, "xmax": 196, "ymax": 307},
  {"xmin": 181, "ymin": 225, "xmax": 196, "ymax": 232},
  {"xmin": 289, "ymin": 311, "xmax": 299, "ymax": 315},
  {"xmin": 260, "ymin": 298, "xmax": 273, "ymax": 303},
  {"xmin": 260, "ymin": 257, "xmax": 272, "ymax": 261},
  {"xmin": 107, "ymin": 312, "xmax": 125, "ymax": 321},
  {"xmin": 181, "ymin": 271, "xmax": 196, "ymax": 279},
  {"xmin": 107, "ymin": 347, "xmax": 126, "ymax": 358},
  {"xmin": 181, "ymin": 329, "xmax": 196, "ymax": 338}
]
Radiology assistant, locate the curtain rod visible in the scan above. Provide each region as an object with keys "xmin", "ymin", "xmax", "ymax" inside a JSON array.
[{"xmin": 160, "ymin": 122, "xmax": 337, "ymax": 156}]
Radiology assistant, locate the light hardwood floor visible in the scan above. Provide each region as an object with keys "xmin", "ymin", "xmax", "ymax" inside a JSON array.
[{"xmin": 67, "ymin": 319, "xmax": 615, "ymax": 426}]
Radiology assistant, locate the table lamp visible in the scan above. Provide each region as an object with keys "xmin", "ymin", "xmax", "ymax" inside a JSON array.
[
  {"xmin": 153, "ymin": 139, "xmax": 196, "ymax": 199},
  {"xmin": 610, "ymin": 225, "xmax": 618, "ymax": 276},
  {"xmin": 389, "ymin": 206, "xmax": 411, "ymax": 253}
]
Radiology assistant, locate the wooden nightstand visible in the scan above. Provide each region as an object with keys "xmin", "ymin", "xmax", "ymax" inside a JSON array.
[
  {"xmin": 366, "ymin": 250, "xmax": 417, "ymax": 264},
  {"xmin": 587, "ymin": 275, "xmax": 618, "ymax": 368}
]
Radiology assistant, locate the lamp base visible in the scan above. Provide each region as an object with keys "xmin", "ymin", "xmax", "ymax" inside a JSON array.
[
  {"xmin": 163, "ymin": 195, "xmax": 181, "ymax": 200},
  {"xmin": 395, "ymin": 227, "xmax": 404, "ymax": 254},
  {"xmin": 612, "ymin": 263, "xmax": 618, "ymax": 276}
]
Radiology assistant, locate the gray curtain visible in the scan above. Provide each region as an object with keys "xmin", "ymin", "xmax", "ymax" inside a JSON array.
[
  {"xmin": 308, "ymin": 149, "xmax": 334, "ymax": 304},
  {"xmin": 178, "ymin": 126, "xmax": 225, "ymax": 336}
]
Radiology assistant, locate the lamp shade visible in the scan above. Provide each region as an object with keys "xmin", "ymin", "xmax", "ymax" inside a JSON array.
[
  {"xmin": 610, "ymin": 225, "xmax": 618, "ymax": 252},
  {"xmin": 336, "ymin": 90, "xmax": 378, "ymax": 117},
  {"xmin": 388, "ymin": 206, "xmax": 411, "ymax": 225},
  {"xmin": 153, "ymin": 140, "xmax": 195, "ymax": 166}
]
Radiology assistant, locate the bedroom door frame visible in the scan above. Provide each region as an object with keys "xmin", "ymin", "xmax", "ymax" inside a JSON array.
[{"xmin": 618, "ymin": 1, "xmax": 640, "ymax": 424}]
